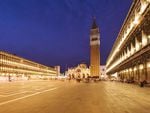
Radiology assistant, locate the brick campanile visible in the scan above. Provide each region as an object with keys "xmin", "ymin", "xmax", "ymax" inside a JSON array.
[{"xmin": 90, "ymin": 17, "xmax": 100, "ymax": 77}]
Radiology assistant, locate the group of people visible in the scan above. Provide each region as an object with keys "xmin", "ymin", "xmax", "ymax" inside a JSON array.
[{"xmin": 67, "ymin": 75, "xmax": 99, "ymax": 83}]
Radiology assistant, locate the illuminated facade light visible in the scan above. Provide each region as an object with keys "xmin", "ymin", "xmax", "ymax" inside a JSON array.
[
  {"xmin": 139, "ymin": 65, "xmax": 144, "ymax": 70},
  {"xmin": 139, "ymin": 1, "xmax": 148, "ymax": 14},
  {"xmin": 134, "ymin": 67, "xmax": 137, "ymax": 71},
  {"xmin": 133, "ymin": 13, "xmax": 140, "ymax": 25},
  {"xmin": 126, "ymin": 69, "xmax": 128, "ymax": 73},
  {"xmin": 142, "ymin": 31, "xmax": 148, "ymax": 47},
  {"xmin": 147, "ymin": 63, "xmax": 150, "ymax": 68},
  {"xmin": 146, "ymin": 0, "xmax": 150, "ymax": 3}
]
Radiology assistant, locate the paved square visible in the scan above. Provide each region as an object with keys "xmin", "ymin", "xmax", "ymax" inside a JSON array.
[{"xmin": 0, "ymin": 81, "xmax": 150, "ymax": 113}]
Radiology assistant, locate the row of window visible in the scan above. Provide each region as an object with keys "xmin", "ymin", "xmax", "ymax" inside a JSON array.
[
  {"xmin": 107, "ymin": 0, "xmax": 150, "ymax": 67},
  {"xmin": 0, "ymin": 51, "xmax": 56, "ymax": 76}
]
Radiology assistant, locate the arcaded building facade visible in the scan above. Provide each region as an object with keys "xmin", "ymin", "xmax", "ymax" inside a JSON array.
[
  {"xmin": 106, "ymin": 0, "xmax": 150, "ymax": 83},
  {"xmin": 0, "ymin": 51, "xmax": 58, "ymax": 80}
]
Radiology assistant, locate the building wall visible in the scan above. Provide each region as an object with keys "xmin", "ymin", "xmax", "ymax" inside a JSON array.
[
  {"xmin": 106, "ymin": 0, "xmax": 150, "ymax": 83},
  {"xmin": 55, "ymin": 66, "xmax": 60, "ymax": 76},
  {"xmin": 0, "ymin": 51, "xmax": 57, "ymax": 79}
]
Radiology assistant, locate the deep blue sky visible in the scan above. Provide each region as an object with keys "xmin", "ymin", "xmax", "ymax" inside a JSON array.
[{"xmin": 0, "ymin": 0, "xmax": 132, "ymax": 72}]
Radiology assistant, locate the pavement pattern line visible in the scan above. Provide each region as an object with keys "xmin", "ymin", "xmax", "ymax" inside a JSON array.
[
  {"xmin": 0, "ymin": 85, "xmax": 55, "ymax": 95},
  {"xmin": 1, "ymin": 91, "xmax": 29, "ymax": 97},
  {"xmin": 0, "ymin": 87, "xmax": 58, "ymax": 106}
]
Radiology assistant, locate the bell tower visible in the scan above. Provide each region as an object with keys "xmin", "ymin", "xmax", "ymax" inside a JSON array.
[{"xmin": 90, "ymin": 17, "xmax": 100, "ymax": 77}]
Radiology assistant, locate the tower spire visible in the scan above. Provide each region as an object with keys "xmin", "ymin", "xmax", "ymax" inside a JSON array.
[{"xmin": 92, "ymin": 16, "xmax": 98, "ymax": 29}]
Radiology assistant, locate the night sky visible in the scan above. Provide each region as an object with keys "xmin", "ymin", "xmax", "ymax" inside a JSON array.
[{"xmin": 0, "ymin": 0, "xmax": 132, "ymax": 72}]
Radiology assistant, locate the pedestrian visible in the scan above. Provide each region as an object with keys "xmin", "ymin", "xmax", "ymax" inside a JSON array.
[
  {"xmin": 8, "ymin": 75, "xmax": 11, "ymax": 82},
  {"xmin": 140, "ymin": 81, "xmax": 144, "ymax": 87}
]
